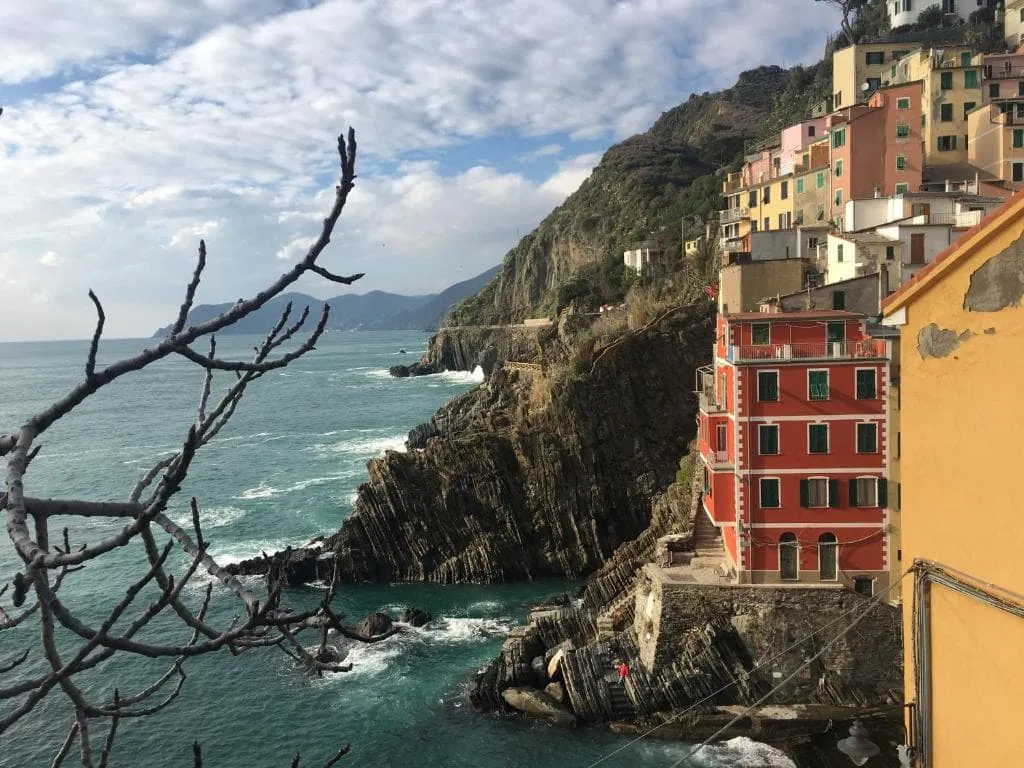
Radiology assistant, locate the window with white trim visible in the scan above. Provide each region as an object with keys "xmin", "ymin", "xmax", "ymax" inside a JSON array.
[
  {"xmin": 857, "ymin": 422, "xmax": 878, "ymax": 453},
  {"xmin": 808, "ymin": 424, "xmax": 829, "ymax": 454},
  {"xmin": 758, "ymin": 424, "xmax": 779, "ymax": 455},
  {"xmin": 808, "ymin": 370, "xmax": 829, "ymax": 400},
  {"xmin": 851, "ymin": 477, "xmax": 878, "ymax": 507},
  {"xmin": 751, "ymin": 322, "xmax": 770, "ymax": 345},
  {"xmin": 856, "ymin": 369, "xmax": 877, "ymax": 399},
  {"xmin": 757, "ymin": 371, "xmax": 779, "ymax": 401},
  {"xmin": 759, "ymin": 478, "xmax": 781, "ymax": 508},
  {"xmin": 802, "ymin": 477, "xmax": 831, "ymax": 507}
]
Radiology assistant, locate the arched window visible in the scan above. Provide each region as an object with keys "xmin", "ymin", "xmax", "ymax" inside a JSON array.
[
  {"xmin": 818, "ymin": 533, "xmax": 838, "ymax": 581},
  {"xmin": 779, "ymin": 532, "xmax": 799, "ymax": 581}
]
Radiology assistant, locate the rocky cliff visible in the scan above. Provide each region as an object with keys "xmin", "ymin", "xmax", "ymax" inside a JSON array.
[
  {"xmin": 326, "ymin": 302, "xmax": 715, "ymax": 584},
  {"xmin": 389, "ymin": 323, "xmax": 549, "ymax": 378}
]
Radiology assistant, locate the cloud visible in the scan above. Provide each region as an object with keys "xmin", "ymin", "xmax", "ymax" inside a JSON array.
[
  {"xmin": 0, "ymin": 0, "xmax": 840, "ymax": 340},
  {"xmin": 38, "ymin": 250, "xmax": 61, "ymax": 267},
  {"xmin": 276, "ymin": 235, "xmax": 316, "ymax": 261}
]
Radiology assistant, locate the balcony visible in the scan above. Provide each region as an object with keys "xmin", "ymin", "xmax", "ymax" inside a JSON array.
[
  {"xmin": 983, "ymin": 65, "xmax": 1024, "ymax": 80},
  {"xmin": 701, "ymin": 445, "xmax": 732, "ymax": 469},
  {"xmin": 726, "ymin": 339, "xmax": 888, "ymax": 363},
  {"xmin": 695, "ymin": 365, "xmax": 724, "ymax": 412},
  {"xmin": 719, "ymin": 206, "xmax": 750, "ymax": 224}
]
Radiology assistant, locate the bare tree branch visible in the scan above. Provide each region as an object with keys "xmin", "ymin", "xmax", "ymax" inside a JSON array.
[{"xmin": 85, "ymin": 289, "xmax": 105, "ymax": 380}]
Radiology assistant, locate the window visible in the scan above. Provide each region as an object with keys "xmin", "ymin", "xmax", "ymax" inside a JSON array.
[
  {"xmin": 937, "ymin": 135, "xmax": 958, "ymax": 152},
  {"xmin": 780, "ymin": 180, "xmax": 788, "ymax": 200},
  {"xmin": 963, "ymin": 101, "xmax": 976, "ymax": 118},
  {"xmin": 832, "ymin": 128, "xmax": 846, "ymax": 149},
  {"xmin": 808, "ymin": 237, "xmax": 819, "ymax": 248},
  {"xmin": 1014, "ymin": 162, "xmax": 1024, "ymax": 183},
  {"xmin": 893, "ymin": 48, "xmax": 909, "ymax": 59},
  {"xmin": 760, "ymin": 478, "xmax": 781, "ymax": 508},
  {"xmin": 827, "ymin": 321, "xmax": 845, "ymax": 343},
  {"xmin": 857, "ymin": 423, "xmax": 878, "ymax": 453},
  {"xmin": 896, "ymin": 154, "xmax": 906, "ymax": 170},
  {"xmin": 886, "ymin": 245, "xmax": 895, "ymax": 261},
  {"xmin": 832, "ymin": 290, "xmax": 846, "ymax": 310},
  {"xmin": 808, "ymin": 424, "xmax": 829, "ymax": 454},
  {"xmin": 835, "ymin": 216, "xmax": 843, "ymax": 231},
  {"xmin": 800, "ymin": 477, "xmax": 837, "ymax": 508},
  {"xmin": 835, "ymin": 159, "xmax": 843, "ymax": 177},
  {"xmin": 990, "ymin": 83, "xmax": 1000, "ymax": 98},
  {"xmin": 816, "ymin": 204, "xmax": 826, "ymax": 221},
  {"xmin": 763, "ymin": 186, "xmax": 771, "ymax": 204},
  {"xmin": 895, "ymin": 182, "xmax": 909, "ymax": 195},
  {"xmin": 961, "ymin": 52, "xmax": 971, "ymax": 68},
  {"xmin": 779, "ymin": 533, "xmax": 799, "ymax": 580},
  {"xmin": 856, "ymin": 369, "xmax": 877, "ymax": 399},
  {"xmin": 866, "ymin": 77, "xmax": 881, "ymax": 93},
  {"xmin": 796, "ymin": 177, "xmax": 804, "ymax": 194},
  {"xmin": 816, "ymin": 171, "xmax": 825, "ymax": 189},
  {"xmin": 757, "ymin": 371, "xmax": 779, "ymax": 401},
  {"xmin": 940, "ymin": 103, "xmax": 953, "ymax": 122},
  {"xmin": 1019, "ymin": 82, "xmax": 1024, "ymax": 97},
  {"xmin": 866, "ymin": 51, "xmax": 885, "ymax": 65},
  {"xmin": 748, "ymin": 190, "xmax": 757, "ymax": 207},
  {"xmin": 853, "ymin": 577, "xmax": 874, "ymax": 596},
  {"xmin": 849, "ymin": 477, "xmax": 887, "ymax": 507},
  {"xmin": 836, "ymin": 243, "xmax": 844, "ymax": 262},
  {"xmin": 751, "ymin": 322, "xmax": 770, "ymax": 345},
  {"xmin": 964, "ymin": 70, "xmax": 978, "ymax": 88},
  {"xmin": 715, "ymin": 423, "xmax": 727, "ymax": 452},
  {"xmin": 834, "ymin": 189, "xmax": 843, "ymax": 207},
  {"xmin": 778, "ymin": 212, "xmax": 790, "ymax": 229},
  {"xmin": 896, "ymin": 122, "xmax": 910, "ymax": 138},
  {"xmin": 758, "ymin": 424, "xmax": 779, "ymax": 455},
  {"xmin": 818, "ymin": 533, "xmax": 838, "ymax": 581},
  {"xmin": 750, "ymin": 220, "xmax": 758, "ymax": 233},
  {"xmin": 1014, "ymin": 129, "xmax": 1024, "ymax": 149},
  {"xmin": 808, "ymin": 125, "xmax": 816, "ymax": 137},
  {"xmin": 940, "ymin": 72, "xmax": 953, "ymax": 90},
  {"xmin": 896, "ymin": 97, "xmax": 911, "ymax": 110},
  {"xmin": 808, "ymin": 370, "xmax": 829, "ymax": 401},
  {"xmin": 763, "ymin": 217, "xmax": 770, "ymax": 231}
]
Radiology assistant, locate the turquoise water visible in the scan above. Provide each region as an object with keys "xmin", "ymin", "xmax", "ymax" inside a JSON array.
[{"xmin": 0, "ymin": 332, "xmax": 788, "ymax": 767}]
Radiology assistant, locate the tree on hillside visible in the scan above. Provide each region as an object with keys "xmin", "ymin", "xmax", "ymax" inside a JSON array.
[
  {"xmin": 0, "ymin": 127, "xmax": 395, "ymax": 766},
  {"xmin": 815, "ymin": 0, "xmax": 870, "ymax": 45},
  {"xmin": 916, "ymin": 4, "xmax": 946, "ymax": 28}
]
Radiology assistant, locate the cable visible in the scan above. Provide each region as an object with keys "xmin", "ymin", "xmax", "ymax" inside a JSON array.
[
  {"xmin": 666, "ymin": 572, "xmax": 908, "ymax": 768},
  {"xmin": 582, "ymin": 571, "xmax": 907, "ymax": 768}
]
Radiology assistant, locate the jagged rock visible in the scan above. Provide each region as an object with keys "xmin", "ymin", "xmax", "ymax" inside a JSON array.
[
  {"xmin": 389, "ymin": 362, "xmax": 442, "ymax": 378},
  {"xmin": 358, "ymin": 612, "xmax": 393, "ymax": 637},
  {"xmin": 547, "ymin": 649, "xmax": 567, "ymax": 681},
  {"xmin": 531, "ymin": 655, "xmax": 548, "ymax": 686},
  {"xmin": 398, "ymin": 607, "xmax": 432, "ymax": 627},
  {"xmin": 544, "ymin": 640, "xmax": 574, "ymax": 665},
  {"xmin": 501, "ymin": 687, "xmax": 577, "ymax": 726},
  {"xmin": 469, "ymin": 624, "xmax": 544, "ymax": 713},
  {"xmin": 327, "ymin": 303, "xmax": 715, "ymax": 584},
  {"xmin": 406, "ymin": 421, "xmax": 441, "ymax": 450},
  {"xmin": 225, "ymin": 545, "xmax": 326, "ymax": 584},
  {"xmin": 544, "ymin": 682, "xmax": 568, "ymax": 705}
]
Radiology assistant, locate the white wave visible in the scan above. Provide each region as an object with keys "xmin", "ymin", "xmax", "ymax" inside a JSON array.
[
  {"xmin": 324, "ymin": 636, "xmax": 405, "ymax": 680},
  {"xmin": 437, "ymin": 366, "xmax": 485, "ymax": 384},
  {"xmin": 344, "ymin": 491, "xmax": 359, "ymax": 507},
  {"xmin": 410, "ymin": 616, "xmax": 512, "ymax": 643},
  {"xmin": 209, "ymin": 538, "xmax": 292, "ymax": 565},
  {"xmin": 306, "ymin": 435, "xmax": 407, "ymax": 457},
  {"xmin": 694, "ymin": 737, "xmax": 797, "ymax": 768},
  {"xmin": 169, "ymin": 505, "xmax": 246, "ymax": 529},
  {"xmin": 236, "ymin": 482, "xmax": 281, "ymax": 500},
  {"xmin": 285, "ymin": 474, "xmax": 348, "ymax": 493},
  {"xmin": 363, "ymin": 369, "xmax": 394, "ymax": 379},
  {"xmin": 464, "ymin": 600, "xmax": 503, "ymax": 614}
]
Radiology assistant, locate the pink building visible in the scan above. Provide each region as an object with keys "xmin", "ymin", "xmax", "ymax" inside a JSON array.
[{"xmin": 778, "ymin": 119, "xmax": 829, "ymax": 174}]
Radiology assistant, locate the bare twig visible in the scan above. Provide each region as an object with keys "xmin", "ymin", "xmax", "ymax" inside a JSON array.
[{"xmin": 85, "ymin": 290, "xmax": 105, "ymax": 380}]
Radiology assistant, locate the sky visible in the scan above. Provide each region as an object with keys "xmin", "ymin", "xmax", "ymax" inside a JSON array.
[{"xmin": 0, "ymin": 0, "xmax": 839, "ymax": 341}]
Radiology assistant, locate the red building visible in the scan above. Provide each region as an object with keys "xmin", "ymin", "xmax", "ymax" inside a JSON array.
[{"xmin": 695, "ymin": 309, "xmax": 892, "ymax": 595}]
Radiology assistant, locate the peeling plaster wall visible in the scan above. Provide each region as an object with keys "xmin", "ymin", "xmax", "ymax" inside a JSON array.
[{"xmin": 895, "ymin": 210, "xmax": 1024, "ymax": 768}]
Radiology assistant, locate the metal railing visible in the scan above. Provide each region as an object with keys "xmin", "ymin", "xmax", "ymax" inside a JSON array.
[
  {"xmin": 719, "ymin": 206, "xmax": 749, "ymax": 224},
  {"xmin": 695, "ymin": 366, "xmax": 724, "ymax": 412},
  {"xmin": 726, "ymin": 339, "xmax": 888, "ymax": 362},
  {"xmin": 927, "ymin": 210, "xmax": 983, "ymax": 227},
  {"xmin": 983, "ymin": 65, "xmax": 1024, "ymax": 80}
]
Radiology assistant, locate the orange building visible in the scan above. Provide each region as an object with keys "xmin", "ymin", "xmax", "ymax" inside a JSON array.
[{"xmin": 829, "ymin": 82, "xmax": 924, "ymax": 229}]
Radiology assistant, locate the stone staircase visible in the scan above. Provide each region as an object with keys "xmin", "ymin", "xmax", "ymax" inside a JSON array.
[
  {"xmin": 692, "ymin": 507, "xmax": 724, "ymax": 558},
  {"xmin": 595, "ymin": 588, "xmax": 636, "ymax": 641},
  {"xmin": 596, "ymin": 642, "xmax": 637, "ymax": 720}
]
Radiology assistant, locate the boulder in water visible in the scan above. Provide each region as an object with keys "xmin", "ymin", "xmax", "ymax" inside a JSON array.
[
  {"xmin": 399, "ymin": 607, "xmax": 432, "ymax": 627},
  {"xmin": 531, "ymin": 655, "xmax": 548, "ymax": 686},
  {"xmin": 358, "ymin": 612, "xmax": 394, "ymax": 637},
  {"xmin": 544, "ymin": 682, "xmax": 568, "ymax": 705},
  {"xmin": 501, "ymin": 687, "xmax": 576, "ymax": 726}
]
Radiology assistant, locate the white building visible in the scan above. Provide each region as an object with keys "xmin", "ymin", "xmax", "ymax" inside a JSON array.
[
  {"xmin": 623, "ymin": 243, "xmax": 663, "ymax": 276},
  {"xmin": 890, "ymin": 0, "xmax": 975, "ymax": 29}
]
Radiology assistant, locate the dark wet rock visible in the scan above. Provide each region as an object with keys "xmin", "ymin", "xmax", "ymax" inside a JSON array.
[
  {"xmin": 501, "ymin": 687, "xmax": 577, "ymax": 726},
  {"xmin": 358, "ymin": 612, "xmax": 394, "ymax": 637},
  {"xmin": 531, "ymin": 655, "xmax": 548, "ymax": 686},
  {"xmin": 224, "ymin": 544, "xmax": 328, "ymax": 585},
  {"xmin": 398, "ymin": 607, "xmax": 432, "ymax": 627},
  {"xmin": 544, "ymin": 681, "xmax": 568, "ymax": 706}
]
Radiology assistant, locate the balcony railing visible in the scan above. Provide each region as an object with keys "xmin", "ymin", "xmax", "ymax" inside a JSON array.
[
  {"xmin": 712, "ymin": 450, "xmax": 729, "ymax": 464},
  {"xmin": 719, "ymin": 206, "xmax": 749, "ymax": 224},
  {"xmin": 695, "ymin": 366, "xmax": 724, "ymax": 412},
  {"xmin": 983, "ymin": 65, "xmax": 1024, "ymax": 80},
  {"xmin": 726, "ymin": 339, "xmax": 888, "ymax": 362}
]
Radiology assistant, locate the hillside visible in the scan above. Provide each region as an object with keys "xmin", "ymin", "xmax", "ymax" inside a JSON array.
[
  {"xmin": 447, "ymin": 63, "xmax": 830, "ymax": 326},
  {"xmin": 151, "ymin": 266, "xmax": 498, "ymax": 336}
]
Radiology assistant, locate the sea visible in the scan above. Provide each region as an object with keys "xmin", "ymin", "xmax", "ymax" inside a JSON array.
[{"xmin": 0, "ymin": 332, "xmax": 793, "ymax": 768}]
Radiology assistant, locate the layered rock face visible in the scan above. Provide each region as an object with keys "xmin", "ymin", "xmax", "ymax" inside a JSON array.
[
  {"xmin": 328, "ymin": 303, "xmax": 715, "ymax": 584},
  {"xmin": 389, "ymin": 324, "xmax": 548, "ymax": 378}
]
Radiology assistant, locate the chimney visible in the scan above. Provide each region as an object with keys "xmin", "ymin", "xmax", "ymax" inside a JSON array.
[
  {"xmin": 878, "ymin": 264, "xmax": 890, "ymax": 310},
  {"xmin": 945, "ymin": 179, "xmax": 952, "ymax": 192}
]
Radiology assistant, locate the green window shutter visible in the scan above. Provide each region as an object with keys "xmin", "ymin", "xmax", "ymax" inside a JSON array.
[
  {"xmin": 878, "ymin": 478, "xmax": 888, "ymax": 508},
  {"xmin": 828, "ymin": 479, "xmax": 839, "ymax": 508},
  {"xmin": 848, "ymin": 479, "xmax": 859, "ymax": 507},
  {"xmin": 799, "ymin": 479, "xmax": 810, "ymax": 507}
]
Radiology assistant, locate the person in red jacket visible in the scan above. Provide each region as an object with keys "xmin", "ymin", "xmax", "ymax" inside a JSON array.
[{"xmin": 617, "ymin": 660, "xmax": 630, "ymax": 687}]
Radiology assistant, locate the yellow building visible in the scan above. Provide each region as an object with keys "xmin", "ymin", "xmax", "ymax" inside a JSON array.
[
  {"xmin": 891, "ymin": 46, "xmax": 981, "ymax": 166},
  {"xmin": 746, "ymin": 173, "xmax": 798, "ymax": 233},
  {"xmin": 881, "ymin": 193, "xmax": 1024, "ymax": 768},
  {"xmin": 720, "ymin": 171, "xmax": 752, "ymax": 251},
  {"xmin": 832, "ymin": 42, "xmax": 919, "ymax": 111},
  {"xmin": 1006, "ymin": 0, "xmax": 1024, "ymax": 51},
  {"xmin": 967, "ymin": 103, "xmax": 1024, "ymax": 188}
]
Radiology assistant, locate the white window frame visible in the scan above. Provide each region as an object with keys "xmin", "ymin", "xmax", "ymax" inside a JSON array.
[
  {"xmin": 751, "ymin": 322, "xmax": 771, "ymax": 346},
  {"xmin": 807, "ymin": 422, "xmax": 830, "ymax": 455},
  {"xmin": 757, "ymin": 369, "xmax": 780, "ymax": 402},
  {"xmin": 855, "ymin": 367, "xmax": 877, "ymax": 400},
  {"xmin": 856, "ymin": 421, "xmax": 879, "ymax": 453},
  {"xmin": 778, "ymin": 533, "xmax": 800, "ymax": 581},
  {"xmin": 806, "ymin": 475, "xmax": 830, "ymax": 508},
  {"xmin": 759, "ymin": 477, "xmax": 781, "ymax": 509},
  {"xmin": 854, "ymin": 475, "xmax": 880, "ymax": 508},
  {"xmin": 807, "ymin": 368, "xmax": 830, "ymax": 401},
  {"xmin": 758, "ymin": 423, "xmax": 780, "ymax": 455}
]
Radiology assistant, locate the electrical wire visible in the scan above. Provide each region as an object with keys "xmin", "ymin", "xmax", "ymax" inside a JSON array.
[
  {"xmin": 666, "ymin": 571, "xmax": 908, "ymax": 767},
  {"xmin": 581, "ymin": 570, "xmax": 907, "ymax": 768}
]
